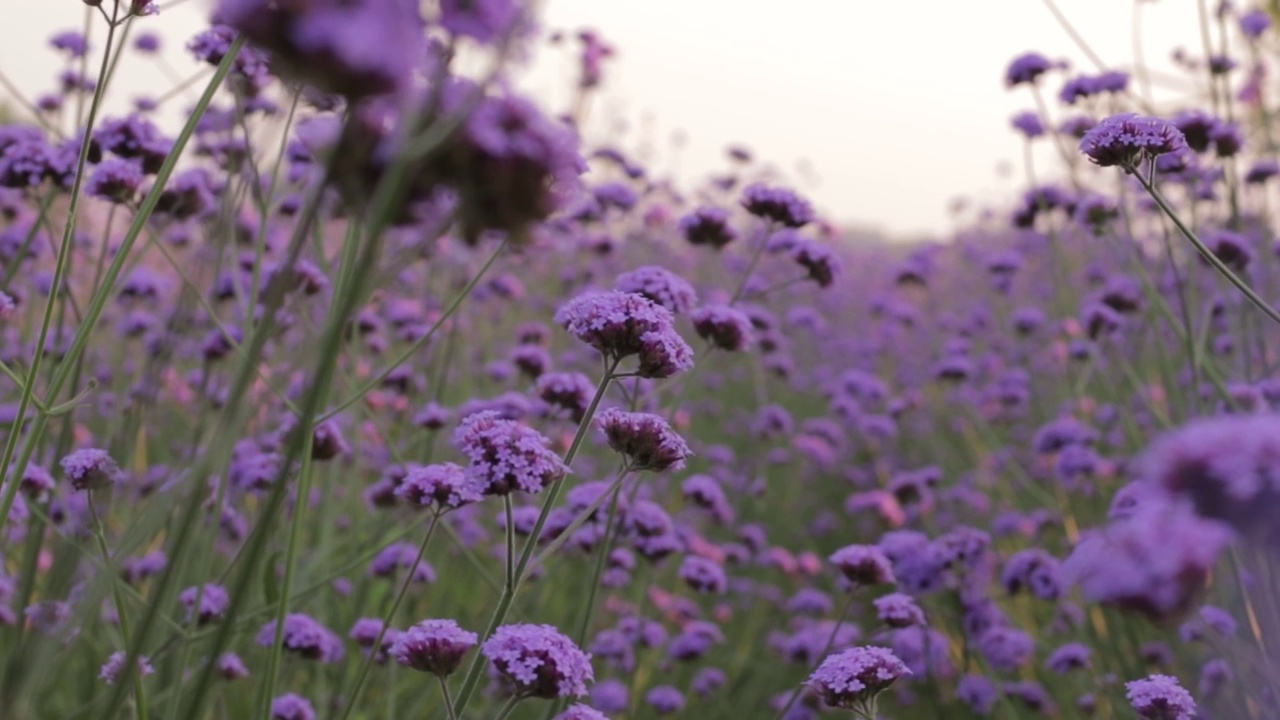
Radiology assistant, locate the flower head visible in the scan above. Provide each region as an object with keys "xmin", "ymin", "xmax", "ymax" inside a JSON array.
[
  {"xmin": 482, "ymin": 623, "xmax": 594, "ymax": 699},
  {"xmin": 691, "ymin": 305, "xmax": 754, "ymax": 352},
  {"xmin": 555, "ymin": 291, "xmax": 693, "ymax": 377},
  {"xmin": 394, "ymin": 463, "xmax": 483, "ymax": 510},
  {"xmin": 806, "ymin": 646, "xmax": 910, "ymax": 711},
  {"xmin": 60, "ymin": 448, "xmax": 124, "ymax": 491},
  {"xmin": 741, "ymin": 183, "xmax": 814, "ymax": 228},
  {"xmin": 597, "ymin": 408, "xmax": 691, "ymax": 472},
  {"xmin": 1005, "ymin": 51, "xmax": 1053, "ymax": 86},
  {"xmin": 99, "ymin": 651, "xmax": 154, "ymax": 684},
  {"xmin": 1079, "ymin": 114, "xmax": 1187, "ymax": 168},
  {"xmin": 453, "ymin": 411, "xmax": 569, "ymax": 496},
  {"xmin": 679, "ymin": 206, "xmax": 738, "ymax": 248},
  {"xmin": 615, "ymin": 266, "xmax": 698, "ymax": 314},
  {"xmin": 391, "ymin": 619, "xmax": 478, "ymax": 676},
  {"xmin": 256, "ymin": 613, "xmax": 344, "ymax": 662},
  {"xmin": 1126, "ymin": 674, "xmax": 1197, "ymax": 719},
  {"xmin": 270, "ymin": 693, "xmax": 315, "ymax": 720}
]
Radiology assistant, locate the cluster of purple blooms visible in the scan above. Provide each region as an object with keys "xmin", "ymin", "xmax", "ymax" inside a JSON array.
[{"xmin": 5, "ymin": 2, "xmax": 1280, "ymax": 719}]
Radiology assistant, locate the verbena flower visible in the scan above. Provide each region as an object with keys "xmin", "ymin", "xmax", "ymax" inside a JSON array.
[
  {"xmin": 645, "ymin": 685, "xmax": 685, "ymax": 714},
  {"xmin": 452, "ymin": 411, "xmax": 569, "ymax": 496},
  {"xmin": 255, "ymin": 614, "xmax": 344, "ymax": 663},
  {"xmin": 555, "ymin": 291, "xmax": 693, "ymax": 378},
  {"xmin": 178, "ymin": 583, "xmax": 229, "ymax": 625},
  {"xmin": 1005, "ymin": 51, "xmax": 1053, "ymax": 86},
  {"xmin": 615, "ymin": 266, "xmax": 698, "ymax": 314},
  {"xmin": 806, "ymin": 646, "xmax": 910, "ymax": 713},
  {"xmin": 60, "ymin": 448, "xmax": 124, "ymax": 491},
  {"xmin": 439, "ymin": 0, "xmax": 518, "ymax": 44},
  {"xmin": 1126, "ymin": 674, "xmax": 1196, "ymax": 719},
  {"xmin": 829, "ymin": 544, "xmax": 895, "ymax": 586},
  {"xmin": 394, "ymin": 462, "xmax": 483, "ymax": 510},
  {"xmin": 741, "ymin": 183, "xmax": 814, "ymax": 228},
  {"xmin": 873, "ymin": 593, "xmax": 925, "ymax": 628},
  {"xmin": 99, "ymin": 651, "xmax": 154, "ymax": 684},
  {"xmin": 270, "ymin": 693, "xmax": 315, "ymax": 720},
  {"xmin": 679, "ymin": 206, "xmax": 738, "ymax": 248},
  {"xmin": 482, "ymin": 623, "xmax": 594, "ymax": 699},
  {"xmin": 597, "ymin": 408, "xmax": 691, "ymax": 472},
  {"xmin": 554, "ymin": 704, "xmax": 608, "ymax": 720},
  {"xmin": 1079, "ymin": 113, "xmax": 1187, "ymax": 168},
  {"xmin": 391, "ymin": 618, "xmax": 478, "ymax": 676},
  {"xmin": 1046, "ymin": 642, "xmax": 1092, "ymax": 674}
]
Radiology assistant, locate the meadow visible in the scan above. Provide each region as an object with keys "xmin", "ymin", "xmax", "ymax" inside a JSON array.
[{"xmin": 0, "ymin": 1, "xmax": 1277, "ymax": 719}]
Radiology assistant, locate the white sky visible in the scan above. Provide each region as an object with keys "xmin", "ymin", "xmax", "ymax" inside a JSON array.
[{"xmin": 4, "ymin": 0, "xmax": 1224, "ymax": 238}]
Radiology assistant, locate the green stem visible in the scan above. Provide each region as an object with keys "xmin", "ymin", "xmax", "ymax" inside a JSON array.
[{"xmin": 88, "ymin": 492, "xmax": 149, "ymax": 720}]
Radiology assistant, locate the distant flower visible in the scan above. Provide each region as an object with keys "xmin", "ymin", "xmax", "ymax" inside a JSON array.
[
  {"xmin": 1126, "ymin": 674, "xmax": 1196, "ymax": 719},
  {"xmin": 1079, "ymin": 113, "xmax": 1186, "ymax": 168},
  {"xmin": 1241, "ymin": 9, "xmax": 1272, "ymax": 38},
  {"xmin": 741, "ymin": 183, "xmax": 814, "ymax": 228},
  {"xmin": 60, "ymin": 448, "xmax": 124, "ymax": 491},
  {"xmin": 555, "ymin": 704, "xmax": 608, "ymax": 720},
  {"xmin": 1001, "ymin": 549, "xmax": 1062, "ymax": 600},
  {"xmin": 956, "ymin": 674, "xmax": 998, "ymax": 714},
  {"xmin": 976, "ymin": 627, "xmax": 1035, "ymax": 672},
  {"xmin": 256, "ymin": 613, "xmax": 344, "ymax": 663},
  {"xmin": 452, "ymin": 411, "xmax": 569, "ymax": 496},
  {"xmin": 791, "ymin": 240, "xmax": 840, "ymax": 288},
  {"xmin": 679, "ymin": 555, "xmax": 727, "ymax": 594},
  {"xmin": 679, "ymin": 206, "xmax": 738, "ymax": 248},
  {"xmin": 482, "ymin": 623, "xmax": 594, "ymax": 699},
  {"xmin": 85, "ymin": 158, "xmax": 144, "ymax": 204},
  {"xmin": 597, "ymin": 408, "xmax": 691, "ymax": 472},
  {"xmin": 50, "ymin": 31, "xmax": 88, "ymax": 58},
  {"xmin": 99, "ymin": 651, "xmax": 154, "ymax": 684},
  {"xmin": 806, "ymin": 646, "xmax": 910, "ymax": 713},
  {"xmin": 178, "ymin": 583, "xmax": 229, "ymax": 625},
  {"xmin": 536, "ymin": 372, "xmax": 595, "ymax": 422},
  {"xmin": 270, "ymin": 693, "xmax": 315, "ymax": 720},
  {"xmin": 691, "ymin": 305, "xmax": 754, "ymax": 352},
  {"xmin": 1005, "ymin": 51, "xmax": 1054, "ymax": 86},
  {"xmin": 615, "ymin": 266, "xmax": 698, "ymax": 314},
  {"xmin": 829, "ymin": 545, "xmax": 895, "ymax": 586},
  {"xmin": 394, "ymin": 463, "xmax": 483, "ymax": 510},
  {"xmin": 1046, "ymin": 642, "xmax": 1092, "ymax": 674},
  {"xmin": 874, "ymin": 593, "xmax": 925, "ymax": 628},
  {"xmin": 645, "ymin": 685, "xmax": 685, "ymax": 714},
  {"xmin": 1011, "ymin": 111, "xmax": 1045, "ymax": 138},
  {"xmin": 391, "ymin": 619, "xmax": 478, "ymax": 676},
  {"xmin": 216, "ymin": 652, "xmax": 250, "ymax": 680}
]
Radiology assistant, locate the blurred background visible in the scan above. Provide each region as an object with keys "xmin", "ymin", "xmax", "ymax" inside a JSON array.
[{"xmin": 5, "ymin": 0, "xmax": 1213, "ymax": 238}]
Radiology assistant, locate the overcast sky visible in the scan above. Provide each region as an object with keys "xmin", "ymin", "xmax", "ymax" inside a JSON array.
[{"xmin": 4, "ymin": 1, "xmax": 1222, "ymax": 238}]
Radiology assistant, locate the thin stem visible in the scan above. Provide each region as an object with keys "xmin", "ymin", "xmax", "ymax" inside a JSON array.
[
  {"xmin": 88, "ymin": 492, "xmax": 149, "ymax": 720},
  {"xmin": 1134, "ymin": 167, "xmax": 1280, "ymax": 326},
  {"xmin": 493, "ymin": 695, "xmax": 523, "ymax": 720},
  {"xmin": 450, "ymin": 358, "xmax": 620, "ymax": 717},
  {"xmin": 338, "ymin": 514, "xmax": 441, "ymax": 720},
  {"xmin": 503, "ymin": 495, "xmax": 516, "ymax": 591}
]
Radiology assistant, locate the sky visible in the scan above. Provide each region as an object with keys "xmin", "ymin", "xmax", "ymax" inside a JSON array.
[{"xmin": 3, "ymin": 0, "xmax": 1225, "ymax": 239}]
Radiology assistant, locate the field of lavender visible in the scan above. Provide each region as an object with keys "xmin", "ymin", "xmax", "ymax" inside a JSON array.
[{"xmin": 1, "ymin": 1, "xmax": 1278, "ymax": 719}]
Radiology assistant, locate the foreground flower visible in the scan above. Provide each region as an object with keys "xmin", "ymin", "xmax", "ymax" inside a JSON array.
[
  {"xmin": 390, "ymin": 619, "xmax": 478, "ymax": 676},
  {"xmin": 453, "ymin": 411, "xmax": 569, "ymax": 496},
  {"xmin": 807, "ymin": 646, "xmax": 910, "ymax": 716},
  {"xmin": 597, "ymin": 408, "xmax": 691, "ymax": 472},
  {"xmin": 1079, "ymin": 114, "xmax": 1187, "ymax": 168},
  {"xmin": 555, "ymin": 291, "xmax": 694, "ymax": 378},
  {"xmin": 1126, "ymin": 674, "xmax": 1196, "ymax": 719},
  {"xmin": 60, "ymin": 448, "xmax": 124, "ymax": 491},
  {"xmin": 482, "ymin": 623, "xmax": 594, "ymax": 699}
]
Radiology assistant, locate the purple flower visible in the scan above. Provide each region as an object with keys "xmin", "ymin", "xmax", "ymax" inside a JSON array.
[
  {"xmin": 1062, "ymin": 497, "xmax": 1233, "ymax": 621},
  {"xmin": 270, "ymin": 693, "xmax": 315, "ymax": 720},
  {"xmin": 394, "ymin": 463, "xmax": 483, "ymax": 510},
  {"xmin": 536, "ymin": 372, "xmax": 596, "ymax": 422},
  {"xmin": 597, "ymin": 408, "xmax": 691, "ymax": 472},
  {"xmin": 791, "ymin": 240, "xmax": 840, "ymax": 288},
  {"xmin": 99, "ymin": 651, "xmax": 154, "ymax": 684},
  {"xmin": 369, "ymin": 541, "xmax": 436, "ymax": 582},
  {"xmin": 1079, "ymin": 113, "xmax": 1187, "ymax": 168},
  {"xmin": 692, "ymin": 666, "xmax": 727, "ymax": 697},
  {"xmin": 133, "ymin": 31, "xmax": 161, "ymax": 53},
  {"xmin": 1005, "ymin": 51, "xmax": 1053, "ymax": 86},
  {"xmin": 85, "ymin": 159, "xmax": 144, "ymax": 204},
  {"xmin": 256, "ymin": 613, "xmax": 344, "ymax": 663},
  {"xmin": 590, "ymin": 679, "xmax": 629, "ymax": 713},
  {"xmin": 829, "ymin": 544, "xmax": 895, "ymax": 586},
  {"xmin": 874, "ymin": 593, "xmax": 925, "ymax": 628},
  {"xmin": 1126, "ymin": 674, "xmax": 1196, "ymax": 719},
  {"xmin": 679, "ymin": 206, "xmax": 738, "ymax": 248},
  {"xmin": 645, "ymin": 685, "xmax": 685, "ymax": 714},
  {"xmin": 391, "ymin": 618, "xmax": 478, "ymax": 676},
  {"xmin": 217, "ymin": 652, "xmax": 250, "ymax": 680},
  {"xmin": 1001, "ymin": 549, "xmax": 1062, "ymax": 600},
  {"xmin": 555, "ymin": 291, "xmax": 693, "ymax": 378},
  {"xmin": 806, "ymin": 646, "xmax": 910, "ymax": 711},
  {"xmin": 440, "ymin": 0, "xmax": 518, "ymax": 43},
  {"xmin": 554, "ymin": 705, "xmax": 608, "ymax": 720},
  {"xmin": 482, "ymin": 623, "xmax": 594, "ymax": 699},
  {"xmin": 957, "ymin": 674, "xmax": 998, "ymax": 714},
  {"xmin": 615, "ymin": 266, "xmax": 698, "ymax": 314},
  {"xmin": 1046, "ymin": 642, "xmax": 1092, "ymax": 674},
  {"xmin": 679, "ymin": 555, "xmax": 727, "ymax": 594},
  {"xmin": 60, "ymin": 448, "xmax": 124, "ymax": 491},
  {"xmin": 452, "ymin": 411, "xmax": 569, "ymax": 496},
  {"xmin": 1133, "ymin": 414, "xmax": 1280, "ymax": 533},
  {"xmin": 976, "ymin": 627, "xmax": 1035, "ymax": 672},
  {"xmin": 215, "ymin": 0, "xmax": 425, "ymax": 99},
  {"xmin": 50, "ymin": 31, "xmax": 88, "ymax": 58},
  {"xmin": 690, "ymin": 305, "xmax": 754, "ymax": 352},
  {"xmin": 1011, "ymin": 111, "xmax": 1045, "ymax": 138},
  {"xmin": 741, "ymin": 183, "xmax": 814, "ymax": 228},
  {"xmin": 1241, "ymin": 9, "xmax": 1272, "ymax": 38},
  {"xmin": 178, "ymin": 583, "xmax": 229, "ymax": 625}
]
